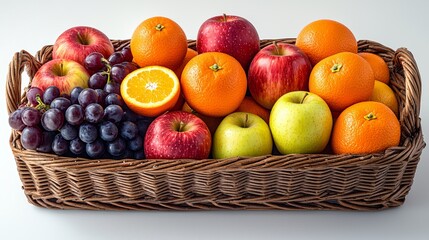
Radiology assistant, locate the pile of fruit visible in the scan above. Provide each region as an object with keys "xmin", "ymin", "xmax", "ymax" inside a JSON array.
[{"xmin": 8, "ymin": 15, "xmax": 401, "ymax": 160}]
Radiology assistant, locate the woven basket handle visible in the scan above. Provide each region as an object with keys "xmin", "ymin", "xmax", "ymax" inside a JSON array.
[
  {"xmin": 6, "ymin": 50, "xmax": 45, "ymax": 115},
  {"xmin": 394, "ymin": 48, "xmax": 422, "ymax": 137}
]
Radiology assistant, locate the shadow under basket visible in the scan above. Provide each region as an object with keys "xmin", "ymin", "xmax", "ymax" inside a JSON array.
[{"xmin": 6, "ymin": 39, "xmax": 425, "ymax": 211}]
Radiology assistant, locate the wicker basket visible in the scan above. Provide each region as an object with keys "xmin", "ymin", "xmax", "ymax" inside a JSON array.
[{"xmin": 6, "ymin": 39, "xmax": 425, "ymax": 211}]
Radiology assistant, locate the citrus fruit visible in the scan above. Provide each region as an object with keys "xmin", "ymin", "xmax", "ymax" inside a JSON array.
[
  {"xmin": 331, "ymin": 101, "xmax": 401, "ymax": 154},
  {"xmin": 174, "ymin": 48, "xmax": 198, "ymax": 78},
  {"xmin": 296, "ymin": 19, "xmax": 358, "ymax": 66},
  {"xmin": 120, "ymin": 66, "xmax": 180, "ymax": 117},
  {"xmin": 235, "ymin": 96, "xmax": 270, "ymax": 123},
  {"xmin": 369, "ymin": 80, "xmax": 399, "ymax": 116},
  {"xmin": 309, "ymin": 52, "xmax": 375, "ymax": 112},
  {"xmin": 358, "ymin": 52, "xmax": 390, "ymax": 84},
  {"xmin": 130, "ymin": 16, "xmax": 187, "ymax": 69},
  {"xmin": 181, "ymin": 52, "xmax": 247, "ymax": 117}
]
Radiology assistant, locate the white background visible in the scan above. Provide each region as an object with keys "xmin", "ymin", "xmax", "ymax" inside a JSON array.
[{"xmin": 1, "ymin": 0, "xmax": 428, "ymax": 239}]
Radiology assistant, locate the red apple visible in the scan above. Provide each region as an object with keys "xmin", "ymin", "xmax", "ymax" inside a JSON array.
[
  {"xmin": 52, "ymin": 26, "xmax": 114, "ymax": 66},
  {"xmin": 196, "ymin": 14, "xmax": 260, "ymax": 71},
  {"xmin": 31, "ymin": 59, "xmax": 89, "ymax": 95},
  {"xmin": 144, "ymin": 111, "xmax": 212, "ymax": 159},
  {"xmin": 248, "ymin": 42, "xmax": 312, "ymax": 109}
]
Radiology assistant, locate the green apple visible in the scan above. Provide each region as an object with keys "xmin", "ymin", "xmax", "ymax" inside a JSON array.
[
  {"xmin": 269, "ymin": 91, "xmax": 332, "ymax": 154},
  {"xmin": 213, "ymin": 112, "xmax": 273, "ymax": 158}
]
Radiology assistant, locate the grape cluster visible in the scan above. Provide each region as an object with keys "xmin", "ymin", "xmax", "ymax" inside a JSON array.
[{"xmin": 8, "ymin": 48, "xmax": 153, "ymax": 159}]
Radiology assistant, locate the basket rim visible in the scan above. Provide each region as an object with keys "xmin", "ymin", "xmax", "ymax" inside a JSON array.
[{"xmin": 6, "ymin": 38, "xmax": 425, "ymax": 170}]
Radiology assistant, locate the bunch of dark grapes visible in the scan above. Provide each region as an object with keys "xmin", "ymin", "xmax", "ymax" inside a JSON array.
[
  {"xmin": 84, "ymin": 47, "xmax": 139, "ymax": 94},
  {"xmin": 8, "ymin": 47, "xmax": 153, "ymax": 159}
]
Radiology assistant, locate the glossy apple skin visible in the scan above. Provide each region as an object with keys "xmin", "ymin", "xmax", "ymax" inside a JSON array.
[
  {"xmin": 269, "ymin": 91, "xmax": 333, "ymax": 154},
  {"xmin": 144, "ymin": 111, "xmax": 212, "ymax": 159},
  {"xmin": 196, "ymin": 15, "xmax": 260, "ymax": 71},
  {"xmin": 248, "ymin": 43, "xmax": 312, "ymax": 109},
  {"xmin": 52, "ymin": 26, "xmax": 114, "ymax": 65},
  {"xmin": 212, "ymin": 112, "xmax": 272, "ymax": 159},
  {"xmin": 31, "ymin": 59, "xmax": 89, "ymax": 95}
]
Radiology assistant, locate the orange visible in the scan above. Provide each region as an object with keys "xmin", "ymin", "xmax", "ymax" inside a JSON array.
[
  {"xmin": 235, "ymin": 96, "xmax": 270, "ymax": 123},
  {"xmin": 296, "ymin": 19, "xmax": 358, "ymax": 66},
  {"xmin": 309, "ymin": 52, "xmax": 374, "ymax": 112},
  {"xmin": 181, "ymin": 52, "xmax": 247, "ymax": 117},
  {"xmin": 174, "ymin": 48, "xmax": 198, "ymax": 78},
  {"xmin": 331, "ymin": 101, "xmax": 401, "ymax": 154},
  {"xmin": 370, "ymin": 80, "xmax": 399, "ymax": 116},
  {"xmin": 130, "ymin": 16, "xmax": 187, "ymax": 70},
  {"xmin": 182, "ymin": 102, "xmax": 223, "ymax": 135},
  {"xmin": 358, "ymin": 52, "xmax": 390, "ymax": 84},
  {"xmin": 120, "ymin": 66, "xmax": 180, "ymax": 117}
]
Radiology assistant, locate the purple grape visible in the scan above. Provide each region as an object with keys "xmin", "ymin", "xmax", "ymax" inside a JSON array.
[
  {"xmin": 120, "ymin": 121, "xmax": 138, "ymax": 140},
  {"xmin": 21, "ymin": 126, "xmax": 42, "ymax": 150},
  {"xmin": 8, "ymin": 109, "xmax": 26, "ymax": 130},
  {"xmin": 108, "ymin": 52, "xmax": 124, "ymax": 65},
  {"xmin": 85, "ymin": 103, "xmax": 104, "ymax": 123},
  {"xmin": 41, "ymin": 108, "xmax": 64, "ymax": 131},
  {"xmin": 43, "ymin": 86, "xmax": 60, "ymax": 105},
  {"xmin": 99, "ymin": 121, "xmax": 118, "ymax": 142},
  {"xmin": 107, "ymin": 138, "xmax": 126, "ymax": 157},
  {"xmin": 69, "ymin": 138, "xmax": 85, "ymax": 155},
  {"xmin": 128, "ymin": 135, "xmax": 143, "ymax": 151},
  {"xmin": 105, "ymin": 93, "xmax": 124, "ymax": 107},
  {"xmin": 123, "ymin": 62, "xmax": 139, "ymax": 72},
  {"xmin": 121, "ymin": 47, "xmax": 133, "ymax": 62},
  {"xmin": 70, "ymin": 87, "xmax": 84, "ymax": 104},
  {"xmin": 137, "ymin": 118, "xmax": 153, "ymax": 136},
  {"xmin": 65, "ymin": 104, "xmax": 84, "ymax": 125},
  {"xmin": 95, "ymin": 89, "xmax": 107, "ymax": 106},
  {"xmin": 50, "ymin": 97, "xmax": 71, "ymax": 112},
  {"xmin": 104, "ymin": 104, "xmax": 124, "ymax": 123},
  {"xmin": 26, "ymin": 87, "xmax": 43, "ymax": 106},
  {"xmin": 104, "ymin": 82, "xmax": 120, "ymax": 94},
  {"xmin": 78, "ymin": 88, "xmax": 98, "ymax": 108},
  {"xmin": 88, "ymin": 72, "xmax": 108, "ymax": 89},
  {"xmin": 52, "ymin": 134, "xmax": 69, "ymax": 155},
  {"xmin": 36, "ymin": 131, "xmax": 56, "ymax": 153},
  {"xmin": 60, "ymin": 123, "xmax": 78, "ymax": 141},
  {"xmin": 111, "ymin": 64, "xmax": 127, "ymax": 84},
  {"xmin": 123, "ymin": 109, "xmax": 139, "ymax": 122},
  {"xmin": 21, "ymin": 107, "xmax": 41, "ymax": 127},
  {"xmin": 86, "ymin": 139, "xmax": 105, "ymax": 158},
  {"xmin": 79, "ymin": 123, "xmax": 98, "ymax": 143},
  {"xmin": 84, "ymin": 52, "xmax": 107, "ymax": 72}
]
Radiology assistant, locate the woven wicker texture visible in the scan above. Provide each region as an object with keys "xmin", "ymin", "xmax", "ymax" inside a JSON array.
[{"xmin": 6, "ymin": 39, "xmax": 425, "ymax": 210}]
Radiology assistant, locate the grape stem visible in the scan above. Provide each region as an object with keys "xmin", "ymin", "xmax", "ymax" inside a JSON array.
[{"xmin": 35, "ymin": 95, "xmax": 49, "ymax": 111}]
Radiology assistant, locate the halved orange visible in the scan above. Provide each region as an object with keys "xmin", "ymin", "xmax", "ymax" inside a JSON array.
[{"xmin": 120, "ymin": 66, "xmax": 180, "ymax": 117}]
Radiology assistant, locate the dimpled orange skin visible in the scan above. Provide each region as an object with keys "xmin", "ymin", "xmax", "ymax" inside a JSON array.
[
  {"xmin": 309, "ymin": 52, "xmax": 375, "ymax": 112},
  {"xmin": 358, "ymin": 52, "xmax": 390, "ymax": 84},
  {"xmin": 130, "ymin": 16, "xmax": 187, "ymax": 70},
  {"xmin": 331, "ymin": 101, "xmax": 401, "ymax": 154},
  {"xmin": 296, "ymin": 19, "xmax": 358, "ymax": 66},
  {"xmin": 181, "ymin": 52, "xmax": 247, "ymax": 118}
]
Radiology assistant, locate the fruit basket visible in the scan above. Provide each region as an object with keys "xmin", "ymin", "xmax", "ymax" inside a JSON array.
[{"xmin": 6, "ymin": 38, "xmax": 425, "ymax": 210}]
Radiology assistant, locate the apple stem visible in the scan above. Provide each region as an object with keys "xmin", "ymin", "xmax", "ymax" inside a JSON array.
[
  {"xmin": 223, "ymin": 13, "xmax": 227, "ymax": 22},
  {"xmin": 300, "ymin": 92, "xmax": 309, "ymax": 104},
  {"xmin": 209, "ymin": 63, "xmax": 222, "ymax": 72},
  {"xmin": 273, "ymin": 41, "xmax": 281, "ymax": 55},
  {"xmin": 35, "ymin": 95, "xmax": 49, "ymax": 111},
  {"xmin": 243, "ymin": 113, "xmax": 249, "ymax": 128},
  {"xmin": 178, "ymin": 121, "xmax": 186, "ymax": 132}
]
